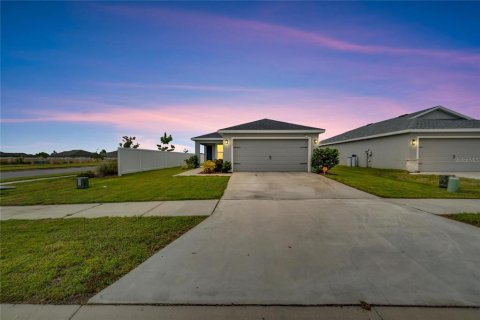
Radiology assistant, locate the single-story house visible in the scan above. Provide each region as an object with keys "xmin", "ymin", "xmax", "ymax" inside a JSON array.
[
  {"xmin": 321, "ymin": 106, "xmax": 480, "ymax": 172},
  {"xmin": 192, "ymin": 119, "xmax": 325, "ymax": 172}
]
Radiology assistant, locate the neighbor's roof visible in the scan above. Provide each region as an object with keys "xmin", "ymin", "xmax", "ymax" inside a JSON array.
[
  {"xmin": 321, "ymin": 106, "xmax": 480, "ymax": 145},
  {"xmin": 218, "ymin": 118, "xmax": 324, "ymax": 132},
  {"xmin": 191, "ymin": 132, "xmax": 223, "ymax": 140}
]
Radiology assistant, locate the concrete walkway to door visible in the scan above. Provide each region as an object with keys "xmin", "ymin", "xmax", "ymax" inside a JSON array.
[{"xmin": 90, "ymin": 172, "xmax": 480, "ymax": 307}]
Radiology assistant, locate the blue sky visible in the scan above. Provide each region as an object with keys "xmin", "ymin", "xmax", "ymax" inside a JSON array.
[{"xmin": 1, "ymin": 1, "xmax": 479, "ymax": 153}]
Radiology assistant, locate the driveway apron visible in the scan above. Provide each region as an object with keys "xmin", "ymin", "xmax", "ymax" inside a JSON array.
[{"xmin": 90, "ymin": 173, "xmax": 480, "ymax": 306}]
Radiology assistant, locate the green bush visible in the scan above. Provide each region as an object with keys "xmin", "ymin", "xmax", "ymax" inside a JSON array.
[
  {"xmin": 184, "ymin": 155, "xmax": 199, "ymax": 169},
  {"xmin": 214, "ymin": 159, "xmax": 223, "ymax": 172},
  {"xmin": 96, "ymin": 161, "xmax": 118, "ymax": 177},
  {"xmin": 202, "ymin": 160, "xmax": 216, "ymax": 174},
  {"xmin": 77, "ymin": 171, "xmax": 96, "ymax": 178},
  {"xmin": 311, "ymin": 147, "xmax": 339, "ymax": 173},
  {"xmin": 221, "ymin": 161, "xmax": 232, "ymax": 173}
]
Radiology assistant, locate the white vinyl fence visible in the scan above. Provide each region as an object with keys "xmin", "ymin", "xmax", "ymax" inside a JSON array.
[{"xmin": 118, "ymin": 148, "xmax": 193, "ymax": 176}]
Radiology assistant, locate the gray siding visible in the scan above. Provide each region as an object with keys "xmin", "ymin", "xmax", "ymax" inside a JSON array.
[
  {"xmin": 322, "ymin": 132, "xmax": 480, "ymax": 171},
  {"xmin": 322, "ymin": 134, "xmax": 414, "ymax": 169},
  {"xmin": 233, "ymin": 139, "xmax": 308, "ymax": 172}
]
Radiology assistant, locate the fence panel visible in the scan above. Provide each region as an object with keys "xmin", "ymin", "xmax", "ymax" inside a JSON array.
[{"xmin": 118, "ymin": 148, "xmax": 193, "ymax": 176}]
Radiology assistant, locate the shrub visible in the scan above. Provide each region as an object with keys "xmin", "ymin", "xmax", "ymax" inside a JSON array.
[
  {"xmin": 96, "ymin": 161, "xmax": 118, "ymax": 177},
  {"xmin": 184, "ymin": 155, "xmax": 199, "ymax": 169},
  {"xmin": 221, "ymin": 161, "xmax": 232, "ymax": 173},
  {"xmin": 202, "ymin": 160, "xmax": 216, "ymax": 174},
  {"xmin": 311, "ymin": 147, "xmax": 339, "ymax": 173},
  {"xmin": 77, "ymin": 171, "xmax": 96, "ymax": 178},
  {"xmin": 214, "ymin": 159, "xmax": 223, "ymax": 172}
]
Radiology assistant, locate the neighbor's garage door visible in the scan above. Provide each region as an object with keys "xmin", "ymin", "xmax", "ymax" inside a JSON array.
[
  {"xmin": 233, "ymin": 139, "xmax": 308, "ymax": 172},
  {"xmin": 419, "ymin": 138, "xmax": 480, "ymax": 172}
]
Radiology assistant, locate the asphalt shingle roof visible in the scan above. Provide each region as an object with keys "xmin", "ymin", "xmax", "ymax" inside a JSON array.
[
  {"xmin": 322, "ymin": 107, "xmax": 480, "ymax": 144},
  {"xmin": 191, "ymin": 132, "xmax": 223, "ymax": 140},
  {"xmin": 219, "ymin": 118, "xmax": 324, "ymax": 131}
]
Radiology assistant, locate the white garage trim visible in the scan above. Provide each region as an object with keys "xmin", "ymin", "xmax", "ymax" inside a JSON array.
[
  {"xmin": 416, "ymin": 136, "xmax": 480, "ymax": 160},
  {"xmin": 416, "ymin": 136, "xmax": 480, "ymax": 172},
  {"xmin": 231, "ymin": 137, "xmax": 312, "ymax": 172}
]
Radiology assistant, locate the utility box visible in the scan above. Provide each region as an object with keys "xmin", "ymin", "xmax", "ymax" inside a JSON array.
[
  {"xmin": 352, "ymin": 155, "xmax": 358, "ymax": 167},
  {"xmin": 76, "ymin": 177, "xmax": 89, "ymax": 189},
  {"xmin": 447, "ymin": 177, "xmax": 460, "ymax": 193},
  {"xmin": 439, "ymin": 175, "xmax": 453, "ymax": 188}
]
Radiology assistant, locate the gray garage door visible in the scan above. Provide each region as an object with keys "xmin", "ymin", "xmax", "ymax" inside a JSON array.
[
  {"xmin": 233, "ymin": 139, "xmax": 308, "ymax": 172},
  {"xmin": 418, "ymin": 138, "xmax": 480, "ymax": 172}
]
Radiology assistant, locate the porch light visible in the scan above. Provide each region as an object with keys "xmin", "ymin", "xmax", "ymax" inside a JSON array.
[
  {"xmin": 224, "ymin": 139, "xmax": 229, "ymax": 145},
  {"xmin": 411, "ymin": 139, "xmax": 416, "ymax": 147},
  {"xmin": 314, "ymin": 139, "xmax": 319, "ymax": 144}
]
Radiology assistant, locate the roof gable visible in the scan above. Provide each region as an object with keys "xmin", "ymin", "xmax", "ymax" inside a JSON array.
[
  {"xmin": 408, "ymin": 106, "xmax": 472, "ymax": 120},
  {"xmin": 218, "ymin": 118, "xmax": 324, "ymax": 132},
  {"xmin": 321, "ymin": 106, "xmax": 479, "ymax": 145}
]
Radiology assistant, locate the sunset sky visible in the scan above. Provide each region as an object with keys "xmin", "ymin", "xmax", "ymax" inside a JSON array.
[{"xmin": 1, "ymin": 1, "xmax": 479, "ymax": 153}]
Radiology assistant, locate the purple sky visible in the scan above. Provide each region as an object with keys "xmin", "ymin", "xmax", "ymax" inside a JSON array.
[{"xmin": 1, "ymin": 2, "xmax": 479, "ymax": 153}]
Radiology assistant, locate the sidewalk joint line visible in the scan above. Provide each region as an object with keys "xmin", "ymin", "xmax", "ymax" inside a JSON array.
[
  {"xmin": 65, "ymin": 203, "xmax": 103, "ymax": 218},
  {"xmin": 67, "ymin": 305, "xmax": 82, "ymax": 320},
  {"xmin": 140, "ymin": 202, "xmax": 165, "ymax": 217},
  {"xmin": 210, "ymin": 199, "xmax": 221, "ymax": 215}
]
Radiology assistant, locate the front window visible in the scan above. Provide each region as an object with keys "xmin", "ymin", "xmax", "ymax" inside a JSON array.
[{"xmin": 217, "ymin": 144, "xmax": 224, "ymax": 160}]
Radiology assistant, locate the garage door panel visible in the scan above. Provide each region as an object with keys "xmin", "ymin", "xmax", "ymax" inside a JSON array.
[
  {"xmin": 234, "ymin": 139, "xmax": 308, "ymax": 172},
  {"xmin": 419, "ymin": 138, "xmax": 480, "ymax": 172}
]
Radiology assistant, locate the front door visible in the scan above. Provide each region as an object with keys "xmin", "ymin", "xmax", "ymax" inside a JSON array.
[{"xmin": 206, "ymin": 145, "xmax": 213, "ymax": 161}]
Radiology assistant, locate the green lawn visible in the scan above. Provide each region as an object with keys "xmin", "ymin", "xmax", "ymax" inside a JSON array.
[
  {"xmin": 0, "ymin": 162, "xmax": 98, "ymax": 171},
  {"xmin": 0, "ymin": 216, "xmax": 205, "ymax": 304},
  {"xmin": 444, "ymin": 213, "xmax": 480, "ymax": 227},
  {"xmin": 0, "ymin": 167, "xmax": 229, "ymax": 205},
  {"xmin": 0, "ymin": 172, "xmax": 81, "ymax": 183},
  {"xmin": 326, "ymin": 166, "xmax": 480, "ymax": 198}
]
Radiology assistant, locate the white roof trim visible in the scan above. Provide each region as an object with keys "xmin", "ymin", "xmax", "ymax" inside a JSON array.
[
  {"xmin": 321, "ymin": 128, "xmax": 480, "ymax": 146},
  {"xmin": 218, "ymin": 129, "xmax": 325, "ymax": 134},
  {"xmin": 409, "ymin": 106, "xmax": 473, "ymax": 120}
]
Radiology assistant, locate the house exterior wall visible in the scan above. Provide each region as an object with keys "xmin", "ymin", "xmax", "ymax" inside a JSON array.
[
  {"xmin": 221, "ymin": 132, "xmax": 321, "ymax": 165},
  {"xmin": 322, "ymin": 132, "xmax": 480, "ymax": 171}
]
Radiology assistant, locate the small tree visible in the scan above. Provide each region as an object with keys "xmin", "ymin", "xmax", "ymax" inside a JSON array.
[
  {"xmin": 157, "ymin": 132, "xmax": 175, "ymax": 152},
  {"xmin": 311, "ymin": 147, "xmax": 339, "ymax": 173},
  {"xmin": 35, "ymin": 152, "xmax": 49, "ymax": 158},
  {"xmin": 119, "ymin": 136, "xmax": 140, "ymax": 149},
  {"xmin": 93, "ymin": 149, "xmax": 107, "ymax": 161},
  {"xmin": 51, "ymin": 150, "xmax": 58, "ymax": 157}
]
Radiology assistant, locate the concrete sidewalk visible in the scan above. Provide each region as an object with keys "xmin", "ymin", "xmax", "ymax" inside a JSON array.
[
  {"xmin": 386, "ymin": 199, "xmax": 480, "ymax": 215},
  {"xmin": 0, "ymin": 200, "xmax": 218, "ymax": 220},
  {"xmin": 1, "ymin": 198, "xmax": 477, "ymax": 221},
  {"xmin": 2, "ymin": 304, "xmax": 479, "ymax": 320}
]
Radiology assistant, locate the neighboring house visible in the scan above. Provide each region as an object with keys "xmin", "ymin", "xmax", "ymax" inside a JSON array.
[
  {"xmin": 321, "ymin": 106, "xmax": 480, "ymax": 172},
  {"xmin": 192, "ymin": 119, "xmax": 324, "ymax": 172}
]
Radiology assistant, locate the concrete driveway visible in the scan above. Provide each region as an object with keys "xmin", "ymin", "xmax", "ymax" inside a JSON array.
[
  {"xmin": 222, "ymin": 172, "xmax": 375, "ymax": 200},
  {"xmin": 91, "ymin": 173, "xmax": 480, "ymax": 306}
]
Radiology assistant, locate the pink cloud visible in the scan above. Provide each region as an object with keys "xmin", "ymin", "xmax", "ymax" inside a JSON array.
[
  {"xmin": 100, "ymin": 4, "xmax": 480, "ymax": 66},
  {"xmin": 1, "ymin": 93, "xmax": 416, "ymax": 142}
]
